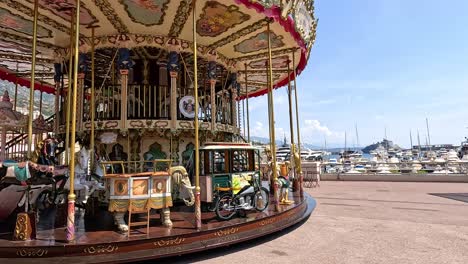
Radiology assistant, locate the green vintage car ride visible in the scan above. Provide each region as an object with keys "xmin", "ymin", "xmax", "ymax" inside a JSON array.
[{"xmin": 187, "ymin": 142, "xmax": 268, "ymax": 214}]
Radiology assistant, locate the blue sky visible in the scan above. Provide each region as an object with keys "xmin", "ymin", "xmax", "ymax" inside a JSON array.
[{"xmin": 246, "ymin": 0, "xmax": 468, "ymax": 148}]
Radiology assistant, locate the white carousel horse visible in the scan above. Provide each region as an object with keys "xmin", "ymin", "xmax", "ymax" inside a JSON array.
[{"xmin": 64, "ymin": 146, "xmax": 104, "ymax": 204}]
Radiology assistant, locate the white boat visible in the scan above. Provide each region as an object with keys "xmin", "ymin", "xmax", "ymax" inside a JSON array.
[
  {"xmin": 376, "ymin": 164, "xmax": 392, "ymax": 173},
  {"xmin": 276, "ymin": 146, "xmax": 290, "ymax": 162},
  {"xmin": 433, "ymin": 165, "xmax": 453, "ymax": 174}
]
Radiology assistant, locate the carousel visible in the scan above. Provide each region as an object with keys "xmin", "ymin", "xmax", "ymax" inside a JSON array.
[{"xmin": 0, "ymin": 0, "xmax": 317, "ymax": 262}]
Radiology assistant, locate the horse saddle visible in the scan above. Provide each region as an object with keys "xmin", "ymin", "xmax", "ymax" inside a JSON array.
[
  {"xmin": 277, "ymin": 176, "xmax": 290, "ymax": 188},
  {"xmin": 1, "ymin": 161, "xmax": 30, "ymax": 182}
]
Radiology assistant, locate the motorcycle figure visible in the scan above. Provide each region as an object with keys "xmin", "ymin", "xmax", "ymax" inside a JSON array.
[{"xmin": 215, "ymin": 172, "xmax": 269, "ymax": 220}]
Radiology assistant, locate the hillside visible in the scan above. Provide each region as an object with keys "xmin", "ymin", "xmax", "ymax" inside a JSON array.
[
  {"xmin": 362, "ymin": 139, "xmax": 402, "ymax": 153},
  {"xmin": 0, "ymin": 80, "xmax": 55, "ymax": 117}
]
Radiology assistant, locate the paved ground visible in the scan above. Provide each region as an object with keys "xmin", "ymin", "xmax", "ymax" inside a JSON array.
[{"xmin": 163, "ymin": 181, "xmax": 468, "ymax": 264}]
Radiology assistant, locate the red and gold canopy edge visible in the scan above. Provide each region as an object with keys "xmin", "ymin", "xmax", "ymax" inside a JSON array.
[
  {"xmin": 0, "ymin": 66, "xmax": 55, "ymax": 94},
  {"xmin": 0, "ymin": 0, "xmax": 317, "ymax": 98}
]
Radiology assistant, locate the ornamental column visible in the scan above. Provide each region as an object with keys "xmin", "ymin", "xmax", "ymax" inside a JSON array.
[
  {"xmin": 230, "ymin": 73, "xmax": 238, "ymax": 128},
  {"xmin": 286, "ymin": 59, "xmax": 299, "ymax": 192},
  {"xmin": 118, "ymin": 47, "xmax": 134, "ymax": 132},
  {"xmin": 244, "ymin": 64, "xmax": 250, "ymax": 142},
  {"xmin": 27, "ymin": 0, "xmax": 39, "ymax": 159},
  {"xmin": 66, "ymin": 1, "xmax": 81, "ymax": 243},
  {"xmin": 53, "ymin": 62, "xmax": 63, "ymax": 135},
  {"xmin": 207, "ymin": 61, "xmax": 217, "ymax": 130},
  {"xmin": 167, "ymin": 50, "xmax": 180, "ymax": 130},
  {"xmin": 266, "ymin": 21, "xmax": 279, "ymax": 212},
  {"xmin": 292, "ymin": 50, "xmax": 304, "ymax": 197},
  {"xmin": 77, "ymin": 52, "xmax": 88, "ymax": 132}
]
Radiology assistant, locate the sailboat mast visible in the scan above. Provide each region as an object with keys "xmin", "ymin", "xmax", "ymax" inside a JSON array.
[
  {"xmin": 410, "ymin": 130, "xmax": 413, "ymax": 149},
  {"xmin": 384, "ymin": 126, "xmax": 388, "ymax": 150},
  {"xmin": 355, "ymin": 123, "xmax": 360, "ymax": 150},
  {"xmin": 344, "ymin": 131, "xmax": 347, "ymax": 151},
  {"xmin": 417, "ymin": 129, "xmax": 422, "ymax": 158},
  {"xmin": 426, "ymin": 118, "xmax": 431, "ymax": 152}
]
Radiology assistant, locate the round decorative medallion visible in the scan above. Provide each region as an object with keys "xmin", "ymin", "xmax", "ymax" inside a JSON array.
[
  {"xmin": 157, "ymin": 181, "xmax": 163, "ymax": 190},
  {"xmin": 179, "ymin": 96, "xmax": 200, "ymax": 119}
]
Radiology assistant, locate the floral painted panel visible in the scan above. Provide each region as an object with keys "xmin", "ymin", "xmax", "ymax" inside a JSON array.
[
  {"xmin": 119, "ymin": 0, "xmax": 170, "ymax": 26},
  {"xmin": 234, "ymin": 31, "xmax": 284, "ymax": 54},
  {"xmin": 249, "ymin": 55, "xmax": 289, "ymax": 69},
  {"xmin": 35, "ymin": 0, "xmax": 97, "ymax": 25},
  {"xmin": 0, "ymin": 8, "xmax": 51, "ymax": 37},
  {"xmin": 197, "ymin": 1, "xmax": 250, "ymax": 37},
  {"xmin": 294, "ymin": 0, "xmax": 315, "ymax": 44}
]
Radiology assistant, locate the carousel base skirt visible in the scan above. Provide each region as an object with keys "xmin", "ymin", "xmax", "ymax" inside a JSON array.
[{"xmin": 0, "ymin": 192, "xmax": 316, "ymax": 263}]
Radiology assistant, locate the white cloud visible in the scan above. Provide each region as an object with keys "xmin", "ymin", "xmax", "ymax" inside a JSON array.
[
  {"xmin": 301, "ymin": 119, "xmax": 345, "ymax": 143},
  {"xmin": 274, "ymin": 94, "xmax": 286, "ymax": 106},
  {"xmin": 374, "ymin": 114, "xmax": 384, "ymax": 120},
  {"xmin": 250, "ymin": 121, "xmax": 288, "ymax": 141},
  {"xmin": 312, "ymin": 99, "xmax": 337, "ymax": 105},
  {"xmin": 251, "ymin": 121, "xmax": 268, "ymax": 138},
  {"xmin": 274, "ymin": 127, "xmax": 286, "ymax": 141}
]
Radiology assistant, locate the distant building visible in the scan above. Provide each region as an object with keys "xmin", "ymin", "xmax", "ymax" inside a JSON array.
[{"xmin": 412, "ymin": 144, "xmax": 457, "ymax": 151}]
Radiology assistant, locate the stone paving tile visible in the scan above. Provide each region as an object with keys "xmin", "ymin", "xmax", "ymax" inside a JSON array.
[{"xmin": 165, "ymin": 181, "xmax": 468, "ymax": 264}]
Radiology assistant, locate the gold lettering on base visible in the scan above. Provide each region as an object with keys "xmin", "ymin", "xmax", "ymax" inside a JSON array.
[
  {"xmin": 16, "ymin": 249, "xmax": 48, "ymax": 257},
  {"xmin": 259, "ymin": 218, "xmax": 275, "ymax": 226},
  {"xmin": 83, "ymin": 245, "xmax": 119, "ymax": 254},
  {"xmin": 214, "ymin": 227, "xmax": 239, "ymax": 237},
  {"xmin": 154, "ymin": 237, "xmax": 186, "ymax": 247}
]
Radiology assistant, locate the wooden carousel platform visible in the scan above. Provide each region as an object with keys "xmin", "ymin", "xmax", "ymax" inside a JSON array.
[{"xmin": 0, "ymin": 192, "xmax": 316, "ymax": 263}]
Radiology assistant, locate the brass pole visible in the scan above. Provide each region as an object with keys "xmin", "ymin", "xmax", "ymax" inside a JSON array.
[
  {"xmin": 54, "ymin": 63, "xmax": 61, "ymax": 136},
  {"xmin": 244, "ymin": 64, "xmax": 250, "ymax": 142},
  {"xmin": 286, "ymin": 59, "xmax": 296, "ymax": 184},
  {"xmin": 266, "ymin": 21, "xmax": 279, "ymax": 211},
  {"xmin": 292, "ymin": 50, "xmax": 303, "ymax": 196},
  {"xmin": 14, "ymin": 62, "xmax": 18, "ymax": 111},
  {"xmin": 89, "ymin": 25, "xmax": 97, "ymax": 169},
  {"xmin": 242, "ymin": 90, "xmax": 246, "ymax": 138},
  {"xmin": 27, "ymin": 0, "xmax": 39, "ymax": 159},
  {"xmin": 192, "ymin": 0, "xmax": 202, "ymax": 229},
  {"xmin": 266, "ymin": 62, "xmax": 274, "ymax": 191},
  {"xmin": 39, "ymin": 91, "xmax": 43, "ymax": 115},
  {"xmin": 237, "ymin": 94, "xmax": 240, "ymax": 131},
  {"xmin": 65, "ymin": 10, "xmax": 75, "ymax": 165},
  {"xmin": 67, "ymin": 0, "xmax": 80, "ymax": 242}
]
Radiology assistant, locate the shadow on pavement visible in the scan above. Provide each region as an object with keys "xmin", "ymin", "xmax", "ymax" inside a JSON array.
[
  {"xmin": 429, "ymin": 193, "xmax": 468, "ymax": 203},
  {"xmin": 138, "ymin": 214, "xmax": 311, "ymax": 264}
]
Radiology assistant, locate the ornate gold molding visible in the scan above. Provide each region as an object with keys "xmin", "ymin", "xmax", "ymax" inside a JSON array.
[
  {"xmin": 214, "ymin": 227, "xmax": 239, "ymax": 237},
  {"xmin": 16, "ymin": 248, "xmax": 48, "ymax": 257},
  {"xmin": 154, "ymin": 237, "xmax": 186, "ymax": 247},
  {"xmin": 235, "ymin": 47, "xmax": 298, "ymax": 61},
  {"xmin": 0, "ymin": 52, "xmax": 54, "ymax": 64},
  {"xmin": 0, "ymin": 30, "xmax": 60, "ymax": 50},
  {"xmin": 83, "ymin": 244, "xmax": 119, "ymax": 254},
  {"xmin": 5, "ymin": 0, "xmax": 69, "ymax": 34},
  {"xmin": 169, "ymin": 0, "xmax": 193, "ymax": 37},
  {"xmin": 92, "ymin": 0, "xmax": 128, "ymax": 33},
  {"xmin": 208, "ymin": 18, "xmax": 268, "ymax": 50}
]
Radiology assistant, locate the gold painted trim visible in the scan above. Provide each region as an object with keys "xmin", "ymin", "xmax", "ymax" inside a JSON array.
[{"xmin": 83, "ymin": 245, "xmax": 119, "ymax": 254}]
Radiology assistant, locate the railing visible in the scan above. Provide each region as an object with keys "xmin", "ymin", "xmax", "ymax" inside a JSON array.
[
  {"xmin": 4, "ymin": 114, "xmax": 55, "ymax": 161},
  {"xmin": 100, "ymin": 159, "xmax": 172, "ymax": 175},
  {"xmin": 78, "ymin": 83, "xmax": 236, "ymax": 126},
  {"xmin": 318, "ymin": 161, "xmax": 468, "ymax": 175}
]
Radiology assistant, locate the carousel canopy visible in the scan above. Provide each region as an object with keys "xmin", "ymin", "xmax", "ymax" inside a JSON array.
[{"xmin": 0, "ymin": 0, "xmax": 316, "ymax": 98}]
